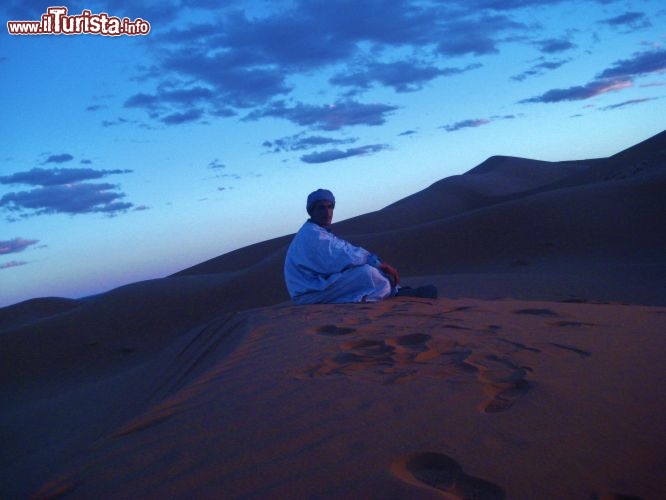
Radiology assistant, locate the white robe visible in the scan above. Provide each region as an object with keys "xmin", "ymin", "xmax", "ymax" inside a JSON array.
[{"xmin": 284, "ymin": 221, "xmax": 392, "ymax": 304}]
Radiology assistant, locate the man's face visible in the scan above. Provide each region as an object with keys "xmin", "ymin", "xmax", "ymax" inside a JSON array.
[{"xmin": 310, "ymin": 200, "xmax": 334, "ymax": 227}]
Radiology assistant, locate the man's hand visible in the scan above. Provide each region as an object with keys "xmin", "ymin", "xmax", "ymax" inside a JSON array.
[{"xmin": 379, "ymin": 262, "xmax": 400, "ymax": 286}]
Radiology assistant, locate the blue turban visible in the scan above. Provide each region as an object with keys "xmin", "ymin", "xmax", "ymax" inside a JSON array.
[{"xmin": 306, "ymin": 189, "xmax": 335, "ymax": 214}]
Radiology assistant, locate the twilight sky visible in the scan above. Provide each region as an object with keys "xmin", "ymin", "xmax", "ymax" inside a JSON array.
[{"xmin": 1, "ymin": 0, "xmax": 665, "ymax": 306}]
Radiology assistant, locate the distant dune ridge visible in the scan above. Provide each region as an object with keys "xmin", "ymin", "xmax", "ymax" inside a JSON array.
[{"xmin": 1, "ymin": 131, "xmax": 665, "ymax": 499}]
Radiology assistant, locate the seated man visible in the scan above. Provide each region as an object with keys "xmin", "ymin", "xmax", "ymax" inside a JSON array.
[{"xmin": 284, "ymin": 189, "xmax": 434, "ymax": 304}]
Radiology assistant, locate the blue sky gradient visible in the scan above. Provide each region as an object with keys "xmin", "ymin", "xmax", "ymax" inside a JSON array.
[{"xmin": 1, "ymin": 0, "xmax": 665, "ymax": 306}]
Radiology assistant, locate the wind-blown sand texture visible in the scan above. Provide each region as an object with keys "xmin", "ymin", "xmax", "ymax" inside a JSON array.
[{"xmin": 2, "ymin": 131, "xmax": 665, "ymax": 499}]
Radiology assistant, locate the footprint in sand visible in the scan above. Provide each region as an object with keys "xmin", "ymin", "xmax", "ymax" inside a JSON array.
[
  {"xmin": 549, "ymin": 320, "xmax": 597, "ymax": 328},
  {"xmin": 315, "ymin": 324, "xmax": 356, "ymax": 336},
  {"xmin": 513, "ymin": 308, "xmax": 559, "ymax": 317},
  {"xmin": 392, "ymin": 452, "xmax": 506, "ymax": 499},
  {"xmin": 463, "ymin": 354, "xmax": 532, "ymax": 413},
  {"xmin": 336, "ymin": 339, "xmax": 395, "ymax": 368},
  {"xmin": 304, "ymin": 339, "xmax": 397, "ymax": 378},
  {"xmin": 307, "ymin": 333, "xmax": 440, "ymax": 381},
  {"xmin": 497, "ymin": 338, "xmax": 541, "ymax": 353},
  {"xmin": 387, "ymin": 333, "xmax": 440, "ymax": 368},
  {"xmin": 394, "ymin": 332, "xmax": 432, "ymax": 347},
  {"xmin": 306, "ymin": 327, "xmax": 532, "ymax": 412},
  {"xmin": 480, "ymin": 369, "xmax": 531, "ymax": 413},
  {"xmin": 547, "ymin": 342, "xmax": 591, "ymax": 358},
  {"xmin": 386, "ymin": 333, "xmax": 434, "ymax": 357}
]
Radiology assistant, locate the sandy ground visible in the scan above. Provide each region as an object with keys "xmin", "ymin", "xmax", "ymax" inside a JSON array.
[{"xmin": 19, "ymin": 297, "xmax": 666, "ymax": 499}]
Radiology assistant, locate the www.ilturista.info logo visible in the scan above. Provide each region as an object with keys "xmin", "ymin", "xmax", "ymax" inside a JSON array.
[{"xmin": 7, "ymin": 6, "xmax": 150, "ymax": 36}]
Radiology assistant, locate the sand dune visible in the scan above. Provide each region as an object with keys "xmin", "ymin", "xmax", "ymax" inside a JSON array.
[
  {"xmin": 175, "ymin": 131, "xmax": 666, "ymax": 291},
  {"xmin": 1, "ymin": 131, "xmax": 665, "ymax": 499},
  {"xmin": 29, "ymin": 298, "xmax": 666, "ymax": 499}
]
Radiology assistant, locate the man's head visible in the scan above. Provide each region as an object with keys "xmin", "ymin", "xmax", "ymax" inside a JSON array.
[{"xmin": 306, "ymin": 188, "xmax": 335, "ymax": 227}]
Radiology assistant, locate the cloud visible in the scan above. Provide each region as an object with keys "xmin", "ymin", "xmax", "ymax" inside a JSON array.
[
  {"xmin": 208, "ymin": 159, "xmax": 226, "ymax": 169},
  {"xmin": 1, "ymin": 184, "xmax": 133, "ymax": 217},
  {"xmin": 442, "ymin": 114, "xmax": 515, "ymax": 132},
  {"xmin": 159, "ymin": 49, "xmax": 292, "ymax": 109},
  {"xmin": 125, "ymin": 0, "xmax": 530, "ymax": 125},
  {"xmin": 300, "ymin": 144, "xmax": 389, "ymax": 164},
  {"xmin": 442, "ymin": 118, "xmax": 491, "ymax": 132},
  {"xmin": 215, "ymin": 8, "xmax": 354, "ymax": 70},
  {"xmin": 124, "ymin": 87, "xmax": 217, "ymax": 110},
  {"xmin": 124, "ymin": 92, "xmax": 160, "ymax": 110},
  {"xmin": 598, "ymin": 12, "xmax": 651, "ymax": 31},
  {"xmin": 520, "ymin": 78, "xmax": 632, "ymax": 103},
  {"xmin": 0, "ymin": 237, "xmax": 39, "ymax": 254},
  {"xmin": 43, "ymin": 153, "xmax": 74, "ymax": 164},
  {"xmin": 512, "ymin": 59, "xmax": 569, "ymax": 81},
  {"xmin": 89, "ymin": 0, "xmax": 181, "ymax": 25},
  {"xmin": 520, "ymin": 49, "xmax": 665, "ymax": 104},
  {"xmin": 599, "ymin": 97, "xmax": 660, "ymax": 111},
  {"xmin": 1, "ymin": 167, "xmax": 132, "ymax": 186},
  {"xmin": 124, "ymin": 86, "xmax": 230, "ymax": 125},
  {"xmin": 640, "ymin": 81, "xmax": 666, "ymax": 88},
  {"xmin": 0, "ymin": 260, "xmax": 27, "ymax": 270},
  {"xmin": 263, "ymin": 134, "xmax": 357, "ymax": 153},
  {"xmin": 0, "ymin": 167, "xmax": 134, "ymax": 217},
  {"xmin": 160, "ymin": 108, "xmax": 204, "ymax": 125},
  {"xmin": 331, "ymin": 60, "xmax": 481, "ymax": 93},
  {"xmin": 596, "ymin": 49, "xmax": 666, "ymax": 80},
  {"xmin": 102, "ymin": 117, "xmax": 134, "ymax": 128},
  {"xmin": 215, "ymin": 173, "xmax": 241, "ymax": 180},
  {"xmin": 436, "ymin": 13, "xmax": 526, "ymax": 56},
  {"xmin": 75, "ymin": 0, "xmax": 654, "ymax": 136},
  {"xmin": 536, "ymin": 38, "xmax": 576, "ymax": 54},
  {"xmin": 467, "ymin": 0, "xmax": 569, "ymax": 10},
  {"xmin": 246, "ymin": 100, "xmax": 398, "ymax": 131}
]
